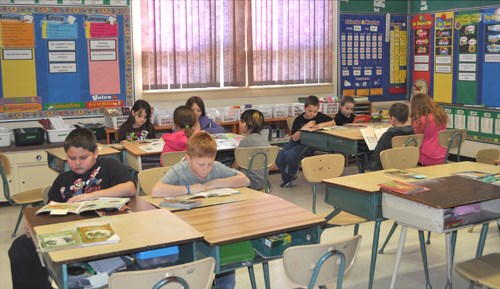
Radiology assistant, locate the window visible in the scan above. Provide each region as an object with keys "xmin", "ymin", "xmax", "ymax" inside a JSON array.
[{"xmin": 139, "ymin": 0, "xmax": 334, "ymax": 91}]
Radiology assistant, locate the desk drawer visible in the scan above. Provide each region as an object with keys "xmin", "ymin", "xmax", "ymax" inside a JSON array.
[
  {"xmin": 326, "ymin": 137, "xmax": 357, "ymax": 155},
  {"xmin": 15, "ymin": 151, "xmax": 48, "ymax": 165},
  {"xmin": 301, "ymin": 131, "xmax": 329, "ymax": 150},
  {"xmin": 325, "ymin": 185, "xmax": 382, "ymax": 220},
  {"xmin": 382, "ymin": 194, "xmax": 500, "ymax": 233}
]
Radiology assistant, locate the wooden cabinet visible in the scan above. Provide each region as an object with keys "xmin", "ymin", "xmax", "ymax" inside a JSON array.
[
  {"xmin": 0, "ymin": 151, "xmax": 57, "ymax": 202},
  {"xmin": 354, "ymin": 101, "xmax": 372, "ymax": 115}
]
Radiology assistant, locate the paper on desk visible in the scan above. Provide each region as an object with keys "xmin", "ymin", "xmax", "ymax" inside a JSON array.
[{"xmin": 138, "ymin": 141, "xmax": 164, "ymax": 153}]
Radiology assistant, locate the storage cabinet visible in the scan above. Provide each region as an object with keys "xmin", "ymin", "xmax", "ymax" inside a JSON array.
[{"xmin": 0, "ymin": 151, "xmax": 57, "ymax": 202}]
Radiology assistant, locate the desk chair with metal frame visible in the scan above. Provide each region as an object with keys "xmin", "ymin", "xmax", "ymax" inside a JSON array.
[
  {"xmin": 438, "ymin": 129, "xmax": 467, "ymax": 163},
  {"xmin": 0, "ymin": 153, "xmax": 44, "ymax": 237},
  {"xmin": 301, "ymin": 154, "xmax": 368, "ymax": 235},
  {"xmin": 160, "ymin": 151, "xmax": 186, "ymax": 167},
  {"xmin": 234, "ymin": 146, "xmax": 279, "ymax": 193},
  {"xmin": 108, "ymin": 257, "xmax": 216, "ymax": 289},
  {"xmin": 475, "ymin": 148, "xmax": 500, "ymax": 165},
  {"xmin": 137, "ymin": 166, "xmax": 171, "ymax": 195},
  {"xmin": 455, "ymin": 253, "xmax": 500, "ymax": 289},
  {"xmin": 283, "ymin": 235, "xmax": 362, "ymax": 289}
]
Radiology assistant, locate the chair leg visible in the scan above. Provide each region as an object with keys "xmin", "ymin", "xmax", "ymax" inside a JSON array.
[
  {"xmin": 426, "ymin": 231, "xmax": 431, "ymax": 245},
  {"xmin": 378, "ymin": 222, "xmax": 398, "ymax": 254},
  {"xmin": 353, "ymin": 224, "xmax": 360, "ymax": 236},
  {"xmin": 12, "ymin": 204, "xmax": 27, "ymax": 238}
]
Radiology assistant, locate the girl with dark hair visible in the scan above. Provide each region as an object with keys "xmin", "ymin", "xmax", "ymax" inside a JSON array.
[
  {"xmin": 186, "ymin": 96, "xmax": 225, "ymax": 134},
  {"xmin": 160, "ymin": 106, "xmax": 197, "ymax": 164},
  {"xmin": 117, "ymin": 99, "xmax": 156, "ymax": 142}
]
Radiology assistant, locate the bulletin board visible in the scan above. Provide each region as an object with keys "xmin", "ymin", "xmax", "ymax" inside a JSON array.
[{"xmin": 0, "ymin": 4, "xmax": 132, "ymax": 121}]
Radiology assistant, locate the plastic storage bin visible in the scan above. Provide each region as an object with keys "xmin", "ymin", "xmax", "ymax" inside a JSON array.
[
  {"xmin": 289, "ymin": 103, "xmax": 303, "ymax": 117},
  {"xmin": 13, "ymin": 128, "xmax": 45, "ymax": 146},
  {"xmin": 0, "ymin": 128, "xmax": 12, "ymax": 147},
  {"xmin": 250, "ymin": 105, "xmax": 273, "ymax": 119},
  {"xmin": 220, "ymin": 240, "xmax": 255, "ymax": 266},
  {"xmin": 272, "ymin": 104, "xmax": 290, "ymax": 118},
  {"xmin": 154, "ymin": 110, "xmax": 174, "ymax": 126},
  {"xmin": 104, "ymin": 115, "xmax": 128, "ymax": 129},
  {"xmin": 46, "ymin": 127, "xmax": 74, "ymax": 143},
  {"xmin": 134, "ymin": 246, "xmax": 179, "ymax": 269},
  {"xmin": 321, "ymin": 102, "xmax": 339, "ymax": 115},
  {"xmin": 212, "ymin": 107, "xmax": 240, "ymax": 122}
]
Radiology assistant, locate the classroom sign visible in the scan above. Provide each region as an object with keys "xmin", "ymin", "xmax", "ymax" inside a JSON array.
[{"xmin": 0, "ymin": 5, "xmax": 132, "ymax": 120}]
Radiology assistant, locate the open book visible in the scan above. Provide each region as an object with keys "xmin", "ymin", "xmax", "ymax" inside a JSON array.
[
  {"xmin": 378, "ymin": 180, "xmax": 430, "ymax": 195},
  {"xmin": 38, "ymin": 223, "xmax": 120, "ymax": 252},
  {"xmin": 188, "ymin": 188, "xmax": 240, "ymax": 199},
  {"xmin": 360, "ymin": 127, "xmax": 389, "ymax": 150},
  {"xmin": 159, "ymin": 199, "xmax": 201, "ymax": 210},
  {"xmin": 36, "ymin": 197, "xmax": 130, "ymax": 215}
]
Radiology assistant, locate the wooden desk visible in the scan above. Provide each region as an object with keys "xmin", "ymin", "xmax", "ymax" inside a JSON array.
[
  {"xmin": 301, "ymin": 124, "xmax": 390, "ymax": 173},
  {"xmin": 495, "ymin": 159, "xmax": 500, "ymax": 165},
  {"xmin": 141, "ymin": 187, "xmax": 269, "ymax": 211},
  {"xmin": 175, "ymin": 194, "xmax": 325, "ymax": 289},
  {"xmin": 32, "ymin": 209, "xmax": 203, "ymax": 289},
  {"xmin": 323, "ymin": 161, "xmax": 500, "ymax": 289},
  {"xmin": 383, "ymin": 175, "xmax": 500, "ymax": 289},
  {"xmin": 46, "ymin": 145, "xmax": 122, "ymax": 173}
]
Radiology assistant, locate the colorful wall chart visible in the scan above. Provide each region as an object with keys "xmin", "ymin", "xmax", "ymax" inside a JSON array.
[{"xmin": 0, "ymin": 5, "xmax": 132, "ymax": 121}]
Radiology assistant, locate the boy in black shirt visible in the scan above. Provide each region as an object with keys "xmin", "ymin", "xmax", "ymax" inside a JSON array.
[
  {"xmin": 333, "ymin": 95, "xmax": 356, "ymax": 125},
  {"xmin": 9, "ymin": 128, "xmax": 135, "ymax": 289},
  {"xmin": 276, "ymin": 95, "xmax": 334, "ymax": 187}
]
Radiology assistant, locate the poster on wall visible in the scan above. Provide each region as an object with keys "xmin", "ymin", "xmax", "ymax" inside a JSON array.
[
  {"xmin": 433, "ymin": 12, "xmax": 454, "ymax": 103},
  {"xmin": 411, "ymin": 14, "xmax": 433, "ymax": 97},
  {"xmin": 0, "ymin": 5, "xmax": 132, "ymax": 121},
  {"xmin": 454, "ymin": 10, "xmax": 481, "ymax": 105},
  {"xmin": 481, "ymin": 7, "xmax": 500, "ymax": 107},
  {"xmin": 339, "ymin": 14, "xmax": 385, "ymax": 98},
  {"xmin": 389, "ymin": 15, "xmax": 408, "ymax": 96}
]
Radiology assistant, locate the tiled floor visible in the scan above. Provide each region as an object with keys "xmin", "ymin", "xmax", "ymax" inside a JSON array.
[{"xmin": 1, "ymin": 166, "xmax": 499, "ymax": 289}]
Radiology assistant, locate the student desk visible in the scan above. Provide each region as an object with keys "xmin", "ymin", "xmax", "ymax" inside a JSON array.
[
  {"xmin": 141, "ymin": 187, "xmax": 269, "ymax": 211},
  {"xmin": 322, "ymin": 161, "xmax": 499, "ymax": 289},
  {"xmin": 383, "ymin": 175, "xmax": 500, "ymax": 289},
  {"xmin": 46, "ymin": 146, "xmax": 122, "ymax": 173},
  {"xmin": 300, "ymin": 123, "xmax": 390, "ymax": 173},
  {"xmin": 175, "ymin": 194, "xmax": 325, "ymax": 289},
  {"xmin": 28, "ymin": 208, "xmax": 203, "ymax": 289}
]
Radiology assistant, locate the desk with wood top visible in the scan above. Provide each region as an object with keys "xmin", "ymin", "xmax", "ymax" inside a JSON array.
[
  {"xmin": 322, "ymin": 161, "xmax": 500, "ymax": 289},
  {"xmin": 300, "ymin": 123, "xmax": 391, "ymax": 173},
  {"xmin": 175, "ymin": 194, "xmax": 325, "ymax": 289},
  {"xmin": 383, "ymin": 174, "xmax": 500, "ymax": 289},
  {"xmin": 141, "ymin": 187, "xmax": 269, "ymax": 211},
  {"xmin": 46, "ymin": 145, "xmax": 122, "ymax": 173}
]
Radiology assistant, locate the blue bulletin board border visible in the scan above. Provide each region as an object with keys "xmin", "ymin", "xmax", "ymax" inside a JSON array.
[{"xmin": 0, "ymin": 5, "xmax": 132, "ymax": 121}]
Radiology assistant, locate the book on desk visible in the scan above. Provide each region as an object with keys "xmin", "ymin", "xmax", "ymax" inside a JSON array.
[{"xmin": 36, "ymin": 197, "xmax": 130, "ymax": 215}]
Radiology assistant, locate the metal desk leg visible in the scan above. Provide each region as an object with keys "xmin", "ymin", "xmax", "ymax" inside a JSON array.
[
  {"xmin": 262, "ymin": 261, "xmax": 271, "ymax": 289},
  {"xmin": 418, "ymin": 230, "xmax": 432, "ymax": 289},
  {"xmin": 354, "ymin": 155, "xmax": 365, "ymax": 173},
  {"xmin": 368, "ymin": 220, "xmax": 381, "ymax": 289},
  {"xmin": 389, "ymin": 225, "xmax": 407, "ymax": 289},
  {"xmin": 445, "ymin": 232, "xmax": 453, "ymax": 289},
  {"xmin": 469, "ymin": 223, "xmax": 489, "ymax": 289},
  {"xmin": 247, "ymin": 265, "xmax": 257, "ymax": 289}
]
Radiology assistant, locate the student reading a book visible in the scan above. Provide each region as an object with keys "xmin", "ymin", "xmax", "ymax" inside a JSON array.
[
  {"xmin": 233, "ymin": 109, "xmax": 271, "ymax": 191},
  {"xmin": 160, "ymin": 105, "xmax": 198, "ymax": 165},
  {"xmin": 186, "ymin": 96, "xmax": 225, "ymax": 134},
  {"xmin": 411, "ymin": 93, "xmax": 448, "ymax": 166},
  {"xmin": 152, "ymin": 132, "xmax": 249, "ymax": 289},
  {"xmin": 333, "ymin": 95, "xmax": 356, "ymax": 125},
  {"xmin": 364, "ymin": 103, "xmax": 414, "ymax": 171},
  {"xmin": 116, "ymin": 99, "xmax": 156, "ymax": 143},
  {"xmin": 276, "ymin": 95, "xmax": 334, "ymax": 188},
  {"xmin": 9, "ymin": 128, "xmax": 136, "ymax": 289}
]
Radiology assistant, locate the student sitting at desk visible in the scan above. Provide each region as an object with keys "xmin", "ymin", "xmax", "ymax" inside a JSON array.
[
  {"xmin": 8, "ymin": 128, "xmax": 136, "ymax": 289},
  {"xmin": 233, "ymin": 109, "xmax": 271, "ymax": 191},
  {"xmin": 186, "ymin": 96, "xmax": 225, "ymax": 134},
  {"xmin": 152, "ymin": 132, "xmax": 250, "ymax": 289},
  {"xmin": 117, "ymin": 99, "xmax": 156, "ymax": 143},
  {"xmin": 411, "ymin": 93, "xmax": 448, "ymax": 166},
  {"xmin": 365, "ymin": 103, "xmax": 414, "ymax": 171},
  {"xmin": 160, "ymin": 105, "xmax": 197, "ymax": 165},
  {"xmin": 333, "ymin": 95, "xmax": 356, "ymax": 125},
  {"xmin": 276, "ymin": 95, "xmax": 334, "ymax": 188}
]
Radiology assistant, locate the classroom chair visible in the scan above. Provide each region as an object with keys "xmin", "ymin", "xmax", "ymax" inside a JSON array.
[
  {"xmin": 0, "ymin": 153, "xmax": 44, "ymax": 237},
  {"xmin": 137, "ymin": 166, "xmax": 171, "ymax": 195},
  {"xmin": 283, "ymin": 235, "xmax": 362, "ymax": 289},
  {"xmin": 234, "ymin": 146, "xmax": 279, "ymax": 193},
  {"xmin": 391, "ymin": 134, "xmax": 424, "ymax": 148},
  {"xmin": 301, "ymin": 154, "xmax": 368, "ymax": 235},
  {"xmin": 160, "ymin": 151, "xmax": 186, "ymax": 167},
  {"xmin": 287, "ymin": 116, "xmax": 296, "ymax": 133},
  {"xmin": 455, "ymin": 253, "xmax": 500, "ymax": 289},
  {"xmin": 108, "ymin": 257, "xmax": 216, "ymax": 289},
  {"xmin": 438, "ymin": 129, "xmax": 467, "ymax": 163},
  {"xmin": 377, "ymin": 147, "xmax": 421, "ymax": 254},
  {"xmin": 476, "ymin": 148, "xmax": 500, "ymax": 165},
  {"xmin": 41, "ymin": 186, "xmax": 51, "ymax": 205}
]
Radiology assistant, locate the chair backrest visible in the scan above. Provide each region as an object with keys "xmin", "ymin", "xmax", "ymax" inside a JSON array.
[
  {"xmin": 301, "ymin": 154, "xmax": 345, "ymax": 183},
  {"xmin": 283, "ymin": 235, "xmax": 362, "ymax": 288},
  {"xmin": 108, "ymin": 257, "xmax": 216, "ymax": 289},
  {"xmin": 287, "ymin": 116, "xmax": 296, "ymax": 132},
  {"xmin": 234, "ymin": 146, "xmax": 279, "ymax": 170},
  {"xmin": 438, "ymin": 129, "xmax": 467, "ymax": 163},
  {"xmin": 138, "ymin": 166, "xmax": 171, "ymax": 195},
  {"xmin": 0, "ymin": 153, "xmax": 12, "ymax": 203},
  {"xmin": 161, "ymin": 151, "xmax": 186, "ymax": 167},
  {"xmin": 391, "ymin": 134, "xmax": 424, "ymax": 148},
  {"xmin": 42, "ymin": 186, "xmax": 51, "ymax": 205},
  {"xmin": 380, "ymin": 147, "xmax": 419, "ymax": 170},
  {"xmin": 475, "ymin": 148, "xmax": 500, "ymax": 165}
]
